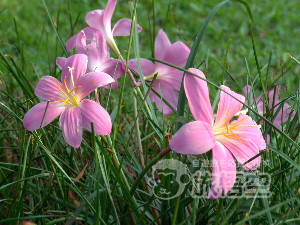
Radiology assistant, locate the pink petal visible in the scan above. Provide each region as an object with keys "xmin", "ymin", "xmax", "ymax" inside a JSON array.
[
  {"xmin": 220, "ymin": 139, "xmax": 261, "ymax": 171},
  {"xmin": 85, "ymin": 10, "xmax": 106, "ymax": 34},
  {"xmin": 257, "ymin": 100, "xmax": 265, "ymax": 116},
  {"xmin": 85, "ymin": 41, "xmax": 102, "ymax": 73},
  {"xmin": 208, "ymin": 142, "xmax": 236, "ymax": 199},
  {"xmin": 60, "ymin": 107, "xmax": 82, "ymax": 148},
  {"xmin": 23, "ymin": 101, "xmax": 64, "ymax": 131},
  {"xmin": 273, "ymin": 102, "xmax": 295, "ymax": 127},
  {"xmin": 214, "ymin": 85, "xmax": 245, "ymax": 128},
  {"xmin": 160, "ymin": 41, "xmax": 190, "ymax": 68},
  {"xmin": 85, "ymin": 0, "xmax": 116, "ymax": 40},
  {"xmin": 217, "ymin": 113, "xmax": 265, "ymax": 170},
  {"xmin": 157, "ymin": 67, "xmax": 184, "ymax": 91},
  {"xmin": 99, "ymin": 58, "xmax": 125, "ymax": 90},
  {"xmin": 66, "ymin": 27, "xmax": 99, "ymax": 52},
  {"xmin": 56, "ymin": 57, "xmax": 66, "ymax": 70},
  {"xmin": 102, "ymin": 81, "xmax": 119, "ymax": 90},
  {"xmin": 150, "ymin": 81, "xmax": 179, "ymax": 114},
  {"xmin": 266, "ymin": 134, "xmax": 270, "ymax": 145},
  {"xmin": 101, "ymin": 58, "xmax": 125, "ymax": 80},
  {"xmin": 75, "ymin": 31, "xmax": 87, "ymax": 55},
  {"xmin": 61, "ymin": 54, "xmax": 88, "ymax": 90},
  {"xmin": 103, "ymin": 0, "xmax": 118, "ymax": 31},
  {"xmin": 267, "ymin": 87, "xmax": 279, "ymax": 107},
  {"xmin": 80, "ymin": 99, "xmax": 112, "ymax": 135},
  {"xmin": 154, "ymin": 29, "xmax": 171, "ymax": 61},
  {"xmin": 75, "ymin": 72, "xmax": 114, "ymax": 101},
  {"xmin": 94, "ymin": 32, "xmax": 110, "ymax": 63},
  {"xmin": 169, "ymin": 121, "xmax": 216, "ymax": 155},
  {"xmin": 112, "ymin": 18, "xmax": 142, "ymax": 37},
  {"xmin": 84, "ymin": 32, "xmax": 110, "ymax": 71},
  {"xmin": 35, "ymin": 76, "xmax": 66, "ymax": 101},
  {"xmin": 128, "ymin": 58, "xmax": 156, "ymax": 76},
  {"xmin": 231, "ymin": 114, "xmax": 266, "ymax": 150},
  {"xmin": 184, "ymin": 69, "xmax": 214, "ymax": 125}
]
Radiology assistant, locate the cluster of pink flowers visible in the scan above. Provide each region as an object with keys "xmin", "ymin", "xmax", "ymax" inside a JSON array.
[
  {"xmin": 24, "ymin": 0, "xmax": 190, "ymax": 148},
  {"xmin": 23, "ymin": 0, "xmax": 294, "ymax": 198}
]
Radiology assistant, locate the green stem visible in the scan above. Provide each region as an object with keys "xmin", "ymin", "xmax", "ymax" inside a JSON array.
[
  {"xmin": 129, "ymin": 146, "xmax": 171, "ymax": 196},
  {"xmin": 133, "ymin": 94, "xmax": 145, "ymax": 168},
  {"xmin": 171, "ymin": 195, "xmax": 181, "ymax": 225},
  {"xmin": 250, "ymin": 21, "xmax": 268, "ymax": 110}
]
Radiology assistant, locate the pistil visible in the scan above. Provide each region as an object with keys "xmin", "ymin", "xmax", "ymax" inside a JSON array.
[{"xmin": 144, "ymin": 72, "xmax": 158, "ymax": 81}]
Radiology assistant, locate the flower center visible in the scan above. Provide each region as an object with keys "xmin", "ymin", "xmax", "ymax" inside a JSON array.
[
  {"xmin": 213, "ymin": 110, "xmax": 261, "ymax": 142},
  {"xmin": 52, "ymin": 67, "xmax": 81, "ymax": 107}
]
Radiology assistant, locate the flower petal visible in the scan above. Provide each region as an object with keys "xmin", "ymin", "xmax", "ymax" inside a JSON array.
[
  {"xmin": 160, "ymin": 41, "xmax": 190, "ymax": 68},
  {"xmin": 149, "ymin": 81, "xmax": 178, "ymax": 114},
  {"xmin": 214, "ymin": 85, "xmax": 245, "ymax": 128},
  {"xmin": 80, "ymin": 99, "xmax": 112, "ymax": 135},
  {"xmin": 102, "ymin": 0, "xmax": 117, "ymax": 32},
  {"xmin": 273, "ymin": 102, "xmax": 295, "ymax": 127},
  {"xmin": 35, "ymin": 76, "xmax": 66, "ymax": 101},
  {"xmin": 221, "ymin": 139, "xmax": 261, "ymax": 171},
  {"xmin": 56, "ymin": 57, "xmax": 66, "ymax": 70},
  {"xmin": 23, "ymin": 101, "xmax": 64, "ymax": 131},
  {"xmin": 208, "ymin": 142, "xmax": 236, "ymax": 199},
  {"xmin": 75, "ymin": 30, "xmax": 88, "ymax": 55},
  {"xmin": 112, "ymin": 18, "xmax": 142, "ymax": 36},
  {"xmin": 154, "ymin": 29, "xmax": 171, "ymax": 61},
  {"xmin": 184, "ymin": 69, "xmax": 214, "ymax": 125},
  {"xmin": 267, "ymin": 87, "xmax": 279, "ymax": 107},
  {"xmin": 170, "ymin": 121, "xmax": 216, "ymax": 155},
  {"xmin": 85, "ymin": 0, "xmax": 116, "ymax": 40},
  {"xmin": 66, "ymin": 27, "xmax": 99, "ymax": 52},
  {"xmin": 157, "ymin": 67, "xmax": 184, "ymax": 91},
  {"xmin": 61, "ymin": 54, "xmax": 88, "ymax": 90},
  {"xmin": 85, "ymin": 10, "xmax": 107, "ymax": 34},
  {"xmin": 84, "ymin": 32, "xmax": 110, "ymax": 71},
  {"xmin": 102, "ymin": 80, "xmax": 119, "ymax": 90},
  {"xmin": 128, "ymin": 58, "xmax": 156, "ymax": 76},
  {"xmin": 99, "ymin": 58, "xmax": 125, "ymax": 90},
  {"xmin": 60, "ymin": 107, "xmax": 82, "ymax": 148},
  {"xmin": 101, "ymin": 58, "xmax": 125, "ymax": 80},
  {"xmin": 232, "ymin": 114, "xmax": 266, "ymax": 150},
  {"xmin": 75, "ymin": 72, "xmax": 114, "ymax": 101}
]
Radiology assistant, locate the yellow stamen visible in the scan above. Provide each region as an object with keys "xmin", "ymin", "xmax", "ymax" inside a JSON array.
[
  {"xmin": 72, "ymin": 95, "xmax": 78, "ymax": 105},
  {"xmin": 51, "ymin": 100, "xmax": 65, "ymax": 104},
  {"xmin": 64, "ymin": 76, "xmax": 70, "ymax": 93},
  {"xmin": 69, "ymin": 86, "xmax": 81, "ymax": 94},
  {"xmin": 63, "ymin": 98, "xmax": 70, "ymax": 107},
  {"xmin": 55, "ymin": 84, "xmax": 67, "ymax": 97},
  {"xmin": 223, "ymin": 110, "xmax": 247, "ymax": 142}
]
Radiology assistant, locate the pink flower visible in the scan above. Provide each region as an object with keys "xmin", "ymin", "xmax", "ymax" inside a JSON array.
[
  {"xmin": 58, "ymin": 31, "xmax": 125, "ymax": 90},
  {"xmin": 169, "ymin": 69, "xmax": 266, "ymax": 198},
  {"xmin": 23, "ymin": 54, "xmax": 114, "ymax": 148},
  {"xmin": 128, "ymin": 29, "xmax": 190, "ymax": 114},
  {"xmin": 66, "ymin": 0, "xmax": 142, "ymax": 55},
  {"xmin": 243, "ymin": 85, "xmax": 295, "ymax": 128}
]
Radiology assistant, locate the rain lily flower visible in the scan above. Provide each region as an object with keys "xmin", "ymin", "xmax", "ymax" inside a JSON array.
[
  {"xmin": 23, "ymin": 54, "xmax": 114, "ymax": 148},
  {"xmin": 243, "ymin": 85, "xmax": 295, "ymax": 128},
  {"xmin": 66, "ymin": 0, "xmax": 142, "ymax": 56},
  {"xmin": 128, "ymin": 29, "xmax": 190, "ymax": 114},
  {"xmin": 170, "ymin": 69, "xmax": 266, "ymax": 198},
  {"xmin": 58, "ymin": 31, "xmax": 125, "ymax": 90}
]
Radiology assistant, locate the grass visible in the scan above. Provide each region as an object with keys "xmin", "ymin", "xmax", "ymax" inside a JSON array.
[{"xmin": 0, "ymin": 0, "xmax": 300, "ymax": 224}]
